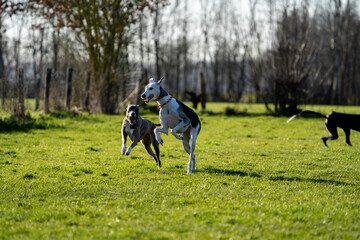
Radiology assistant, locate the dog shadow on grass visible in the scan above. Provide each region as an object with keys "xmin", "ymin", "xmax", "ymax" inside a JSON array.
[
  {"xmin": 201, "ymin": 167, "xmax": 350, "ymax": 186},
  {"xmin": 269, "ymin": 175, "xmax": 351, "ymax": 186},
  {"xmin": 202, "ymin": 167, "xmax": 261, "ymax": 178}
]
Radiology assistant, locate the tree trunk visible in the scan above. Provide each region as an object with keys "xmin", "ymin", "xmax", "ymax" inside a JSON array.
[
  {"xmin": 213, "ymin": 56, "xmax": 220, "ymax": 101},
  {"xmin": 35, "ymin": 28, "xmax": 44, "ymax": 111},
  {"xmin": 0, "ymin": 12, "xmax": 5, "ymax": 108},
  {"xmin": 332, "ymin": 0, "xmax": 341, "ymax": 105},
  {"xmin": 182, "ymin": 36, "xmax": 188, "ymax": 101},
  {"xmin": 153, "ymin": 3, "xmax": 161, "ymax": 80},
  {"xmin": 100, "ymin": 72, "xmax": 119, "ymax": 114}
]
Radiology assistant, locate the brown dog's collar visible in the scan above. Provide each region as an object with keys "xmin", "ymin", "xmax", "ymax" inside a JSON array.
[{"xmin": 158, "ymin": 96, "xmax": 172, "ymax": 108}]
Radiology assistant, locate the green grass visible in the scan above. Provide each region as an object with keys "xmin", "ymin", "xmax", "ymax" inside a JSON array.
[{"xmin": 1, "ymin": 103, "xmax": 360, "ymax": 239}]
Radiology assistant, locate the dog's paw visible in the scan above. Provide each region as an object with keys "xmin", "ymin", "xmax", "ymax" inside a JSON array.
[
  {"xmin": 121, "ymin": 144, "xmax": 126, "ymax": 155},
  {"xmin": 155, "ymin": 135, "xmax": 163, "ymax": 145},
  {"xmin": 125, "ymin": 147, "xmax": 132, "ymax": 155},
  {"xmin": 157, "ymin": 139, "xmax": 163, "ymax": 146}
]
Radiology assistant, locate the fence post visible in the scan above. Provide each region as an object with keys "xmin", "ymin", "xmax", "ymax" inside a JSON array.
[
  {"xmin": 137, "ymin": 68, "xmax": 148, "ymax": 106},
  {"xmin": 199, "ymin": 72, "xmax": 206, "ymax": 110},
  {"xmin": 1, "ymin": 77, "xmax": 7, "ymax": 108},
  {"xmin": 84, "ymin": 71, "xmax": 91, "ymax": 112},
  {"xmin": 35, "ymin": 76, "xmax": 41, "ymax": 111},
  {"xmin": 65, "ymin": 68, "xmax": 73, "ymax": 111},
  {"xmin": 44, "ymin": 68, "xmax": 51, "ymax": 114},
  {"xmin": 16, "ymin": 68, "xmax": 25, "ymax": 119}
]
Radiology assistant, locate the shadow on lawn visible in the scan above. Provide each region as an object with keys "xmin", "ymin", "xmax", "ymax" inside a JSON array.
[
  {"xmin": 200, "ymin": 107, "xmax": 328, "ymax": 118},
  {"xmin": 269, "ymin": 175, "xmax": 351, "ymax": 186},
  {"xmin": 202, "ymin": 167, "xmax": 261, "ymax": 178}
]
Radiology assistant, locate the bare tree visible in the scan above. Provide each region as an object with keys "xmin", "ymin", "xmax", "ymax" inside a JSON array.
[
  {"xmin": 265, "ymin": 5, "xmax": 322, "ymax": 114},
  {"xmin": 181, "ymin": 0, "xmax": 188, "ymax": 100},
  {"xmin": 35, "ymin": 27, "xmax": 44, "ymax": 110},
  {"xmin": 153, "ymin": 1, "xmax": 161, "ymax": 80},
  {"xmin": 332, "ymin": 0, "xmax": 341, "ymax": 104},
  {"xmin": 32, "ymin": 0, "xmax": 163, "ymax": 114}
]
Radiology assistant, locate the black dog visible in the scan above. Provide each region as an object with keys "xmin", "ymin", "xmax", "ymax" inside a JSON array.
[{"xmin": 287, "ymin": 111, "xmax": 360, "ymax": 147}]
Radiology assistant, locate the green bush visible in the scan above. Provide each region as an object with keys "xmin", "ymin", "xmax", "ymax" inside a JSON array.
[{"xmin": 0, "ymin": 114, "xmax": 50, "ymax": 132}]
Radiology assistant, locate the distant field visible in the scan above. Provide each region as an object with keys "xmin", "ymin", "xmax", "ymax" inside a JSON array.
[{"xmin": 1, "ymin": 103, "xmax": 360, "ymax": 239}]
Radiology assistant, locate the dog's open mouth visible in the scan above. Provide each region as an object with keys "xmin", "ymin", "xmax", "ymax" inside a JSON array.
[
  {"xmin": 129, "ymin": 116, "xmax": 137, "ymax": 124},
  {"xmin": 144, "ymin": 94, "xmax": 154, "ymax": 104}
]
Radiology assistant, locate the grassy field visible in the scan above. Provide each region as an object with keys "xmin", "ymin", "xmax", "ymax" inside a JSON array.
[{"xmin": 1, "ymin": 103, "xmax": 360, "ymax": 239}]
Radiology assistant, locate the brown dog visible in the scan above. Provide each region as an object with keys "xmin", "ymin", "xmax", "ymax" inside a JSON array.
[
  {"xmin": 287, "ymin": 110, "xmax": 360, "ymax": 147},
  {"xmin": 122, "ymin": 105, "xmax": 161, "ymax": 167}
]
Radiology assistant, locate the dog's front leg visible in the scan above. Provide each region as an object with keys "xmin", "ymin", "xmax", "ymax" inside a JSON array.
[
  {"xmin": 121, "ymin": 125, "xmax": 127, "ymax": 155},
  {"xmin": 125, "ymin": 139, "xmax": 140, "ymax": 155},
  {"xmin": 154, "ymin": 126, "xmax": 168, "ymax": 145}
]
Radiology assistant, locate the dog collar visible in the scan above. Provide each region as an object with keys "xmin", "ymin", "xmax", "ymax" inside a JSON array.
[
  {"xmin": 158, "ymin": 96, "xmax": 172, "ymax": 108},
  {"xmin": 155, "ymin": 87, "xmax": 169, "ymax": 101}
]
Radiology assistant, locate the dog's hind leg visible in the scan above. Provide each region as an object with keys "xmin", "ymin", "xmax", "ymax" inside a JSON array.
[
  {"xmin": 342, "ymin": 128, "xmax": 352, "ymax": 146},
  {"xmin": 322, "ymin": 122, "xmax": 338, "ymax": 148},
  {"xmin": 182, "ymin": 130, "xmax": 195, "ymax": 173},
  {"xmin": 171, "ymin": 120, "xmax": 190, "ymax": 140},
  {"xmin": 181, "ymin": 129, "xmax": 193, "ymax": 173},
  {"xmin": 152, "ymin": 137, "xmax": 162, "ymax": 167},
  {"xmin": 183, "ymin": 138, "xmax": 193, "ymax": 173},
  {"xmin": 188, "ymin": 128, "xmax": 199, "ymax": 174},
  {"xmin": 182, "ymin": 129, "xmax": 191, "ymax": 154},
  {"xmin": 143, "ymin": 139, "xmax": 161, "ymax": 168}
]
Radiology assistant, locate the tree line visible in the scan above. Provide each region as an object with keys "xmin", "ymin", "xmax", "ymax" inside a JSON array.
[{"xmin": 0, "ymin": 0, "xmax": 359, "ymax": 115}]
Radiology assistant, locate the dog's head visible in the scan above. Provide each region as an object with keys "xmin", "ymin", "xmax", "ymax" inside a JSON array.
[
  {"xmin": 141, "ymin": 77, "xmax": 163, "ymax": 104},
  {"xmin": 126, "ymin": 105, "xmax": 139, "ymax": 124}
]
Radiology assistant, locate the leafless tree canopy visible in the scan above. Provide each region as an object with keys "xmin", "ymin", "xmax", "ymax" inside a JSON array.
[{"xmin": 1, "ymin": 0, "xmax": 359, "ymax": 115}]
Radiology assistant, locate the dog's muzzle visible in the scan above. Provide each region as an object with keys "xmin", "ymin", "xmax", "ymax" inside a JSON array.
[
  {"xmin": 142, "ymin": 94, "xmax": 154, "ymax": 104},
  {"xmin": 127, "ymin": 111, "xmax": 137, "ymax": 124}
]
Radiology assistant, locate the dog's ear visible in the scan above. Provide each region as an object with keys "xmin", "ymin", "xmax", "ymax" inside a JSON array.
[
  {"xmin": 135, "ymin": 105, "xmax": 139, "ymax": 113},
  {"xmin": 157, "ymin": 76, "xmax": 164, "ymax": 84}
]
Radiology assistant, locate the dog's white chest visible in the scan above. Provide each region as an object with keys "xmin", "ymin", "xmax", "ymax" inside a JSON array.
[{"xmin": 124, "ymin": 122, "xmax": 135, "ymax": 140}]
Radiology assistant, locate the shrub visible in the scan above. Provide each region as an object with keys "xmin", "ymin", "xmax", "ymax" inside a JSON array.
[{"xmin": 0, "ymin": 113, "xmax": 51, "ymax": 132}]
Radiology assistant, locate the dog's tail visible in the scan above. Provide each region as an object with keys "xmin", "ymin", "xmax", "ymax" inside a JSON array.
[
  {"xmin": 287, "ymin": 110, "xmax": 327, "ymax": 123},
  {"xmin": 155, "ymin": 123, "xmax": 161, "ymax": 127}
]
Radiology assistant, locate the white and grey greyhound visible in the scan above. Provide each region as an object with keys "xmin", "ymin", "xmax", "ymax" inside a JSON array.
[{"xmin": 141, "ymin": 78, "xmax": 201, "ymax": 173}]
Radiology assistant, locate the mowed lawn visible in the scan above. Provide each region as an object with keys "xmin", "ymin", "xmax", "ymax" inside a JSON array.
[{"xmin": 1, "ymin": 103, "xmax": 360, "ymax": 239}]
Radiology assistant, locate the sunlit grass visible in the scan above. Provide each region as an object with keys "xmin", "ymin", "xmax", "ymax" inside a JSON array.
[{"xmin": 0, "ymin": 103, "xmax": 359, "ymax": 239}]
